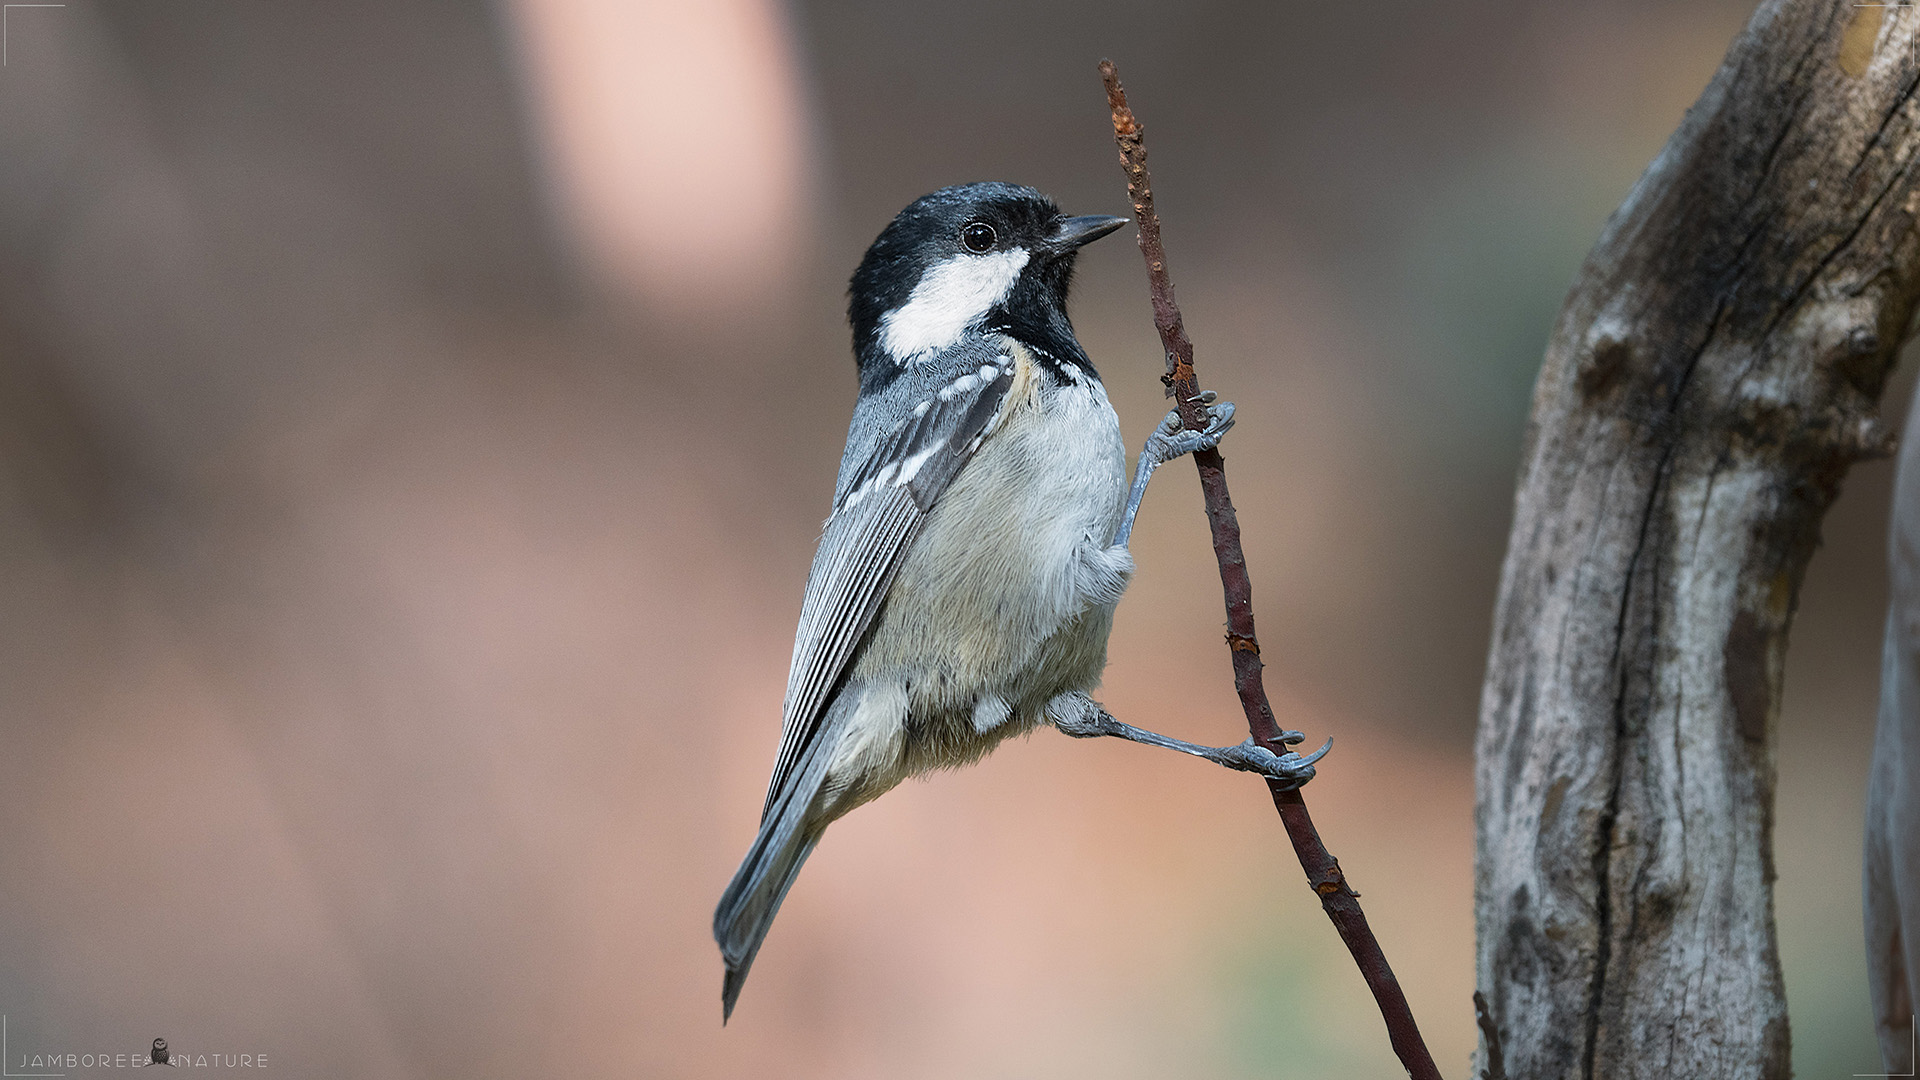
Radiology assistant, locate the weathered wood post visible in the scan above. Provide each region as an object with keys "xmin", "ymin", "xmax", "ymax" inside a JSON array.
[{"xmin": 1476, "ymin": 3, "xmax": 1920, "ymax": 1076}]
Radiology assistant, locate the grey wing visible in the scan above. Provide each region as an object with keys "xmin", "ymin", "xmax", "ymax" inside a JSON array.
[{"xmin": 761, "ymin": 361, "xmax": 1016, "ymax": 818}]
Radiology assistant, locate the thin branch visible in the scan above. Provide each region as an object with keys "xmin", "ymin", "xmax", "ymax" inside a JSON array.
[
  {"xmin": 1099, "ymin": 58, "xmax": 1444, "ymax": 1080},
  {"xmin": 1472, "ymin": 991, "xmax": 1507, "ymax": 1080}
]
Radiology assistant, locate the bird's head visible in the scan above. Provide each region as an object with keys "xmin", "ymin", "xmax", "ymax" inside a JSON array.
[{"xmin": 848, "ymin": 182, "xmax": 1127, "ymax": 388}]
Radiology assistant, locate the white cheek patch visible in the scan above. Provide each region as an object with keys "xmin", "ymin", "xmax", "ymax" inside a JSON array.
[{"xmin": 879, "ymin": 248, "xmax": 1030, "ymax": 364}]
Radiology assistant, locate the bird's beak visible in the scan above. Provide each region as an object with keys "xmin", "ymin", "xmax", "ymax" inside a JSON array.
[{"xmin": 1049, "ymin": 214, "xmax": 1130, "ymax": 253}]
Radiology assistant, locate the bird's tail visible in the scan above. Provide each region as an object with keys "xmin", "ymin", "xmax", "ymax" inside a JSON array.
[{"xmin": 713, "ymin": 695, "xmax": 851, "ymax": 1022}]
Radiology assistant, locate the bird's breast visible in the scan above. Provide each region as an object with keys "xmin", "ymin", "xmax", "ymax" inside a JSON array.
[{"xmin": 853, "ymin": 339, "xmax": 1127, "ymax": 710}]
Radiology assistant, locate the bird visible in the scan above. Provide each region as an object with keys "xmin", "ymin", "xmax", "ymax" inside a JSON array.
[{"xmin": 712, "ymin": 181, "xmax": 1324, "ymax": 1021}]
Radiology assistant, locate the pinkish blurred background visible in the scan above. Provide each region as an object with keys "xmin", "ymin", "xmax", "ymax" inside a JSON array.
[{"xmin": 0, "ymin": 1, "xmax": 1891, "ymax": 1076}]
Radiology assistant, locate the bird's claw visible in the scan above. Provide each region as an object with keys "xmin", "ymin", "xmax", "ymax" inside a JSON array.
[
  {"xmin": 1218, "ymin": 736, "xmax": 1330, "ymax": 790},
  {"xmin": 1147, "ymin": 395, "xmax": 1236, "ymax": 463}
]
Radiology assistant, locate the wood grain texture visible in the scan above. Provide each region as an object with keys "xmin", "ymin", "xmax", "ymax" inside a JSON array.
[{"xmin": 1475, "ymin": 3, "xmax": 1920, "ymax": 1077}]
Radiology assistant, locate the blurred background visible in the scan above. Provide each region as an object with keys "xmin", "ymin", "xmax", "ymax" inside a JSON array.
[{"xmin": 0, "ymin": 0, "xmax": 1893, "ymax": 1075}]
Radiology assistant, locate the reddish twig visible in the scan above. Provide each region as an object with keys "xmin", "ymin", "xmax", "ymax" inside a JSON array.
[
  {"xmin": 1472, "ymin": 991, "xmax": 1507, "ymax": 1080},
  {"xmin": 1100, "ymin": 59, "xmax": 1443, "ymax": 1080}
]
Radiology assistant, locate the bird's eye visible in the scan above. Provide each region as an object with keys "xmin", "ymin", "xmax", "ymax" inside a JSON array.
[{"xmin": 960, "ymin": 221, "xmax": 997, "ymax": 253}]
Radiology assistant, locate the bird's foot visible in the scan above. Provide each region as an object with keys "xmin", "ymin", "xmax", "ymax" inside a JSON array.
[
  {"xmin": 1142, "ymin": 391, "xmax": 1235, "ymax": 467},
  {"xmin": 1211, "ymin": 735, "xmax": 1326, "ymax": 790},
  {"xmin": 1050, "ymin": 695, "xmax": 1326, "ymax": 790},
  {"xmin": 1110, "ymin": 392, "xmax": 1239, "ymax": 549}
]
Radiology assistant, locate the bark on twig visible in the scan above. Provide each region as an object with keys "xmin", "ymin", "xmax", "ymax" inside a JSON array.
[
  {"xmin": 1472, "ymin": 990, "xmax": 1507, "ymax": 1080},
  {"xmin": 1099, "ymin": 59, "xmax": 1444, "ymax": 1080},
  {"xmin": 1476, "ymin": 3, "xmax": 1920, "ymax": 1077}
]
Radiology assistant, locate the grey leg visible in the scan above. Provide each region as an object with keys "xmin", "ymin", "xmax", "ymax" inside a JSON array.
[
  {"xmin": 1048, "ymin": 692, "xmax": 1327, "ymax": 790},
  {"xmin": 1112, "ymin": 393, "xmax": 1235, "ymax": 548}
]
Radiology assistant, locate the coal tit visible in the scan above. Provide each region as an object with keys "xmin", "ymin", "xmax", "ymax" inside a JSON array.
[{"xmin": 713, "ymin": 182, "xmax": 1321, "ymax": 1020}]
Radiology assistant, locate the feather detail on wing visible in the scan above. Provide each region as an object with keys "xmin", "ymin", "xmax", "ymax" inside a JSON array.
[{"xmin": 761, "ymin": 357, "xmax": 1018, "ymax": 818}]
